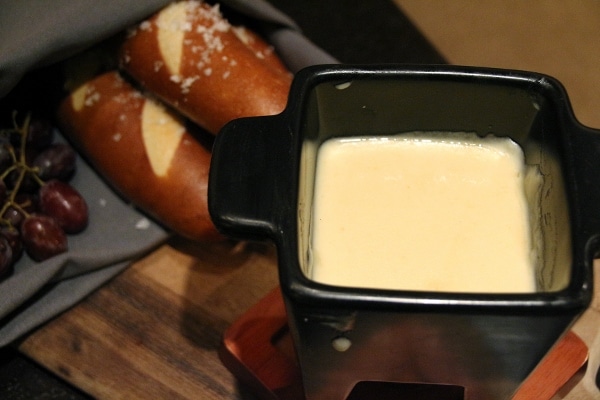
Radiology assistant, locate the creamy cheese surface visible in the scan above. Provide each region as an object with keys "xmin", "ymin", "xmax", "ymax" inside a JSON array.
[{"xmin": 308, "ymin": 133, "xmax": 537, "ymax": 293}]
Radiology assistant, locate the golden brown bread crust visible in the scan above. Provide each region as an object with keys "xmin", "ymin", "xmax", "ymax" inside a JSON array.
[
  {"xmin": 120, "ymin": 1, "xmax": 292, "ymax": 135},
  {"xmin": 56, "ymin": 71, "xmax": 222, "ymax": 241},
  {"xmin": 55, "ymin": 2, "xmax": 292, "ymax": 240},
  {"xmin": 230, "ymin": 25, "xmax": 291, "ymax": 77}
]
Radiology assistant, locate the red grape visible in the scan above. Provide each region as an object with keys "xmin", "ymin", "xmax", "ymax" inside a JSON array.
[
  {"xmin": 0, "ymin": 225, "xmax": 23, "ymax": 263},
  {"xmin": 1, "ymin": 193, "xmax": 36, "ymax": 228},
  {"xmin": 0, "ymin": 236, "xmax": 13, "ymax": 279},
  {"xmin": 38, "ymin": 180, "xmax": 88, "ymax": 234},
  {"xmin": 21, "ymin": 214, "xmax": 68, "ymax": 261},
  {"xmin": 32, "ymin": 143, "xmax": 76, "ymax": 181},
  {"xmin": 26, "ymin": 116, "xmax": 55, "ymax": 149},
  {"xmin": 2, "ymin": 204, "xmax": 26, "ymax": 228},
  {"xmin": 14, "ymin": 192, "xmax": 36, "ymax": 213},
  {"xmin": 6, "ymin": 168, "xmax": 38, "ymax": 193}
]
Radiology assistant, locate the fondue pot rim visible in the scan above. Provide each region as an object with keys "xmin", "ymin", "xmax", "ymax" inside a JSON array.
[{"xmin": 209, "ymin": 64, "xmax": 599, "ymax": 313}]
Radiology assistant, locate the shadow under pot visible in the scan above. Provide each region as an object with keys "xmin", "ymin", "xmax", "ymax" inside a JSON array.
[{"xmin": 208, "ymin": 64, "xmax": 599, "ymax": 400}]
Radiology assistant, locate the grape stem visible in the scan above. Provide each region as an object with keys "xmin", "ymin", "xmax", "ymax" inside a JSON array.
[{"xmin": 0, "ymin": 112, "xmax": 44, "ymax": 227}]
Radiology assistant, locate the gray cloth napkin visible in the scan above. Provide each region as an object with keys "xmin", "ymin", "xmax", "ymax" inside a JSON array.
[
  {"xmin": 0, "ymin": 0, "xmax": 337, "ymax": 347},
  {"xmin": 0, "ymin": 132, "xmax": 169, "ymax": 347}
]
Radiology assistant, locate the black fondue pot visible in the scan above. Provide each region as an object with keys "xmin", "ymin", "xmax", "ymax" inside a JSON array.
[{"xmin": 208, "ymin": 65, "xmax": 598, "ymax": 400}]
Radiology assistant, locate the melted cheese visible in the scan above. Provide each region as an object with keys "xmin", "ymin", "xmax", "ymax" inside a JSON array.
[
  {"xmin": 308, "ymin": 133, "xmax": 537, "ymax": 293},
  {"xmin": 141, "ymin": 99, "xmax": 185, "ymax": 177}
]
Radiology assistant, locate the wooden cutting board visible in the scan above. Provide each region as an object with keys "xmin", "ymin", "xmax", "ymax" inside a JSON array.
[
  {"xmin": 17, "ymin": 236, "xmax": 592, "ymax": 399},
  {"xmin": 19, "ymin": 238, "xmax": 280, "ymax": 400}
]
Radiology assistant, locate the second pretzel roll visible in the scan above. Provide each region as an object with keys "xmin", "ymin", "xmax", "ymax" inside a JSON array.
[
  {"xmin": 120, "ymin": 1, "xmax": 292, "ymax": 135},
  {"xmin": 57, "ymin": 71, "xmax": 221, "ymax": 241}
]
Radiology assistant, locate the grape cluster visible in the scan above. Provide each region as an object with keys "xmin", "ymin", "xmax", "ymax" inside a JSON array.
[{"xmin": 0, "ymin": 112, "xmax": 88, "ymax": 280}]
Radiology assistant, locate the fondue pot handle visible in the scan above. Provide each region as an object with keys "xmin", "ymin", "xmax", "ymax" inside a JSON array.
[
  {"xmin": 208, "ymin": 114, "xmax": 293, "ymax": 240},
  {"xmin": 571, "ymin": 125, "xmax": 600, "ymax": 258}
]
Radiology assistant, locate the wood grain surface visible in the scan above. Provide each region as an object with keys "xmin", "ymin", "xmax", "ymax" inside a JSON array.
[{"xmin": 20, "ymin": 239, "xmax": 279, "ymax": 399}]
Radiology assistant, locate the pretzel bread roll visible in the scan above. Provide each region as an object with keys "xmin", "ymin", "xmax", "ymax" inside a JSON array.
[
  {"xmin": 230, "ymin": 25, "xmax": 290, "ymax": 77},
  {"xmin": 57, "ymin": 71, "xmax": 222, "ymax": 241},
  {"xmin": 120, "ymin": 1, "xmax": 292, "ymax": 135}
]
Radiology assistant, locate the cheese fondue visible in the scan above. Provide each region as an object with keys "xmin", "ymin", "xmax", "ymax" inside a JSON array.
[{"xmin": 308, "ymin": 132, "xmax": 538, "ymax": 293}]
